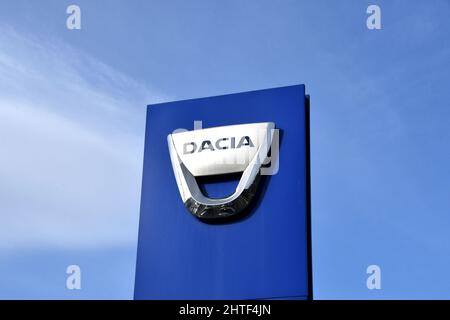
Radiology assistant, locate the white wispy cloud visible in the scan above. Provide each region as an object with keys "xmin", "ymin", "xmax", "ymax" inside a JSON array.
[{"xmin": 0, "ymin": 26, "xmax": 168, "ymax": 251}]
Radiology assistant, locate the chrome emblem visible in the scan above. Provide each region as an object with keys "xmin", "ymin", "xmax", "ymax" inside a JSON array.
[{"xmin": 167, "ymin": 122, "xmax": 275, "ymax": 219}]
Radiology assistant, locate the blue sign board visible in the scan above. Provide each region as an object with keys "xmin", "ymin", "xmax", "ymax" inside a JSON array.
[{"xmin": 135, "ymin": 85, "xmax": 312, "ymax": 299}]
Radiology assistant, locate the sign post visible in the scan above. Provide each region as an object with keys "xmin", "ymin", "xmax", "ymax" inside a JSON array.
[{"xmin": 135, "ymin": 85, "xmax": 312, "ymax": 300}]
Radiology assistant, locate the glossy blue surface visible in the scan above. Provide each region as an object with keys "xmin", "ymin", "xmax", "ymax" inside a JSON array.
[{"xmin": 134, "ymin": 85, "xmax": 310, "ymax": 299}]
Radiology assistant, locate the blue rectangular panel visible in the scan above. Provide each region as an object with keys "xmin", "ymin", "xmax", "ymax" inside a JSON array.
[{"xmin": 135, "ymin": 85, "xmax": 311, "ymax": 299}]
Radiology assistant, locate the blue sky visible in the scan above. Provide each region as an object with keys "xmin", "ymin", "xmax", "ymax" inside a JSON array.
[{"xmin": 0, "ymin": 0, "xmax": 449, "ymax": 299}]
